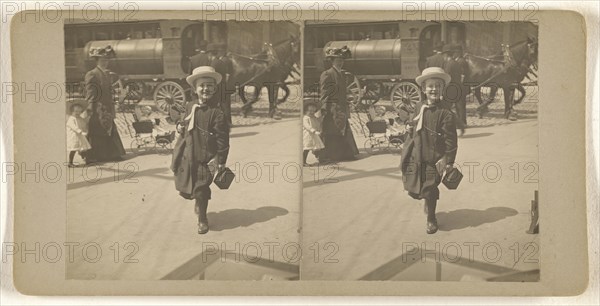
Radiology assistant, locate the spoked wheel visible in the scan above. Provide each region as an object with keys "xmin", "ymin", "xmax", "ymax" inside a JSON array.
[
  {"xmin": 154, "ymin": 81, "xmax": 187, "ymax": 116},
  {"xmin": 344, "ymin": 72, "xmax": 362, "ymax": 111},
  {"xmin": 130, "ymin": 138, "xmax": 154, "ymax": 156},
  {"xmin": 388, "ymin": 135, "xmax": 405, "ymax": 154},
  {"xmin": 242, "ymin": 85, "xmax": 261, "ymax": 104},
  {"xmin": 129, "ymin": 139, "xmax": 142, "ymax": 156},
  {"xmin": 390, "ymin": 81, "xmax": 421, "ymax": 112},
  {"xmin": 363, "ymin": 138, "xmax": 387, "ymax": 155},
  {"xmin": 480, "ymin": 86, "xmax": 495, "ymax": 104},
  {"xmin": 155, "ymin": 138, "xmax": 172, "ymax": 155}
]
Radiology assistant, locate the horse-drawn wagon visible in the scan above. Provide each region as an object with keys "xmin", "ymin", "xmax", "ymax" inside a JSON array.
[
  {"xmin": 65, "ymin": 20, "xmax": 300, "ymax": 119},
  {"xmin": 305, "ymin": 21, "xmax": 538, "ymax": 120}
]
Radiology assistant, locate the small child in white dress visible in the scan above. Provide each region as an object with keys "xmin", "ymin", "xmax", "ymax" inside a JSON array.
[
  {"xmin": 303, "ymin": 102, "xmax": 325, "ymax": 166},
  {"xmin": 66, "ymin": 103, "xmax": 91, "ymax": 167}
]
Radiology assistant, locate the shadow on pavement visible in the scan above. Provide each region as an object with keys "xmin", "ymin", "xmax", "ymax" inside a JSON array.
[
  {"xmin": 460, "ymin": 132, "xmax": 494, "ymax": 139},
  {"xmin": 303, "ymin": 166, "xmax": 400, "ymax": 188},
  {"xmin": 207, "ymin": 206, "xmax": 288, "ymax": 231},
  {"xmin": 436, "ymin": 207, "xmax": 519, "ymax": 231},
  {"xmin": 230, "ymin": 131, "xmax": 259, "ymax": 138}
]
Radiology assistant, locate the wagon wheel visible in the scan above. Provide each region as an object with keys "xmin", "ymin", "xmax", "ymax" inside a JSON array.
[
  {"xmin": 123, "ymin": 81, "xmax": 145, "ymax": 104},
  {"xmin": 390, "ymin": 81, "xmax": 421, "ymax": 113},
  {"xmin": 363, "ymin": 138, "xmax": 387, "ymax": 155},
  {"xmin": 155, "ymin": 138, "xmax": 172, "ymax": 155},
  {"xmin": 154, "ymin": 81, "xmax": 187, "ymax": 116},
  {"xmin": 362, "ymin": 82, "xmax": 382, "ymax": 105},
  {"xmin": 344, "ymin": 72, "xmax": 362, "ymax": 110},
  {"xmin": 480, "ymin": 86, "xmax": 495, "ymax": 104},
  {"xmin": 242, "ymin": 85, "xmax": 261, "ymax": 104},
  {"xmin": 129, "ymin": 139, "xmax": 142, "ymax": 155}
]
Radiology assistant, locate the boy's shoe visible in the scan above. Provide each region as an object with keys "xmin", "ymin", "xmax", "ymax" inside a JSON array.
[
  {"xmin": 426, "ymin": 219, "xmax": 439, "ymax": 234},
  {"xmin": 198, "ymin": 222, "xmax": 209, "ymax": 234}
]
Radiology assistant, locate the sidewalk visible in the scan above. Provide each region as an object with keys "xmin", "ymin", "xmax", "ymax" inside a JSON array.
[
  {"xmin": 301, "ymin": 108, "xmax": 540, "ymax": 281},
  {"xmin": 66, "ymin": 115, "xmax": 301, "ymax": 280}
]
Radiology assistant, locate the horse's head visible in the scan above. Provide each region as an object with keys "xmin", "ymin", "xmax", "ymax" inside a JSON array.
[
  {"xmin": 526, "ymin": 36, "xmax": 538, "ymax": 65},
  {"xmin": 289, "ymin": 35, "xmax": 301, "ymax": 65},
  {"xmin": 511, "ymin": 38, "xmax": 538, "ymax": 65}
]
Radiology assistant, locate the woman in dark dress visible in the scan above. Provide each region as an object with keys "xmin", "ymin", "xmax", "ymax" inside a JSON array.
[
  {"xmin": 401, "ymin": 67, "xmax": 458, "ymax": 234},
  {"xmin": 84, "ymin": 46, "xmax": 126, "ymax": 162},
  {"xmin": 318, "ymin": 46, "xmax": 359, "ymax": 163}
]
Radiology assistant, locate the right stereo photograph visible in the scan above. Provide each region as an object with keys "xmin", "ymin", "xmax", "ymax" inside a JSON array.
[{"xmin": 301, "ymin": 20, "xmax": 539, "ymax": 281}]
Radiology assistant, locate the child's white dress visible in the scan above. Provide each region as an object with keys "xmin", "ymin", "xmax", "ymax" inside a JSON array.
[
  {"xmin": 66, "ymin": 115, "xmax": 91, "ymax": 151},
  {"xmin": 303, "ymin": 114, "xmax": 325, "ymax": 150}
]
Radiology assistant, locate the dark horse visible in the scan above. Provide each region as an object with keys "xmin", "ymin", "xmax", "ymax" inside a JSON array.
[
  {"xmin": 464, "ymin": 37, "xmax": 538, "ymax": 120},
  {"xmin": 227, "ymin": 36, "xmax": 300, "ymax": 119}
]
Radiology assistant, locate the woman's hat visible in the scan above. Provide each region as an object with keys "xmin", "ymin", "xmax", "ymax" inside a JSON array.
[
  {"xmin": 416, "ymin": 67, "xmax": 451, "ymax": 86},
  {"xmin": 89, "ymin": 45, "xmax": 115, "ymax": 58},
  {"xmin": 325, "ymin": 45, "xmax": 351, "ymax": 59},
  {"xmin": 186, "ymin": 66, "xmax": 222, "ymax": 86}
]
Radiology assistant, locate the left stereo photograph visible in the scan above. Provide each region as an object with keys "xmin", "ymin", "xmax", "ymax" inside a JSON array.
[{"xmin": 64, "ymin": 19, "xmax": 302, "ymax": 280}]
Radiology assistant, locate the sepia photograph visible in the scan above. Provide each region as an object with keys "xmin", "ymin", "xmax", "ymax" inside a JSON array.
[
  {"xmin": 3, "ymin": 4, "xmax": 595, "ymax": 298},
  {"xmin": 63, "ymin": 18, "xmax": 302, "ymax": 280},
  {"xmin": 302, "ymin": 20, "xmax": 539, "ymax": 281}
]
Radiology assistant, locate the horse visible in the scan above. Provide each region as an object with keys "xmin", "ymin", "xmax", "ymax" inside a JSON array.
[
  {"xmin": 227, "ymin": 36, "xmax": 300, "ymax": 119},
  {"xmin": 463, "ymin": 37, "xmax": 538, "ymax": 119},
  {"xmin": 247, "ymin": 36, "xmax": 300, "ymax": 105}
]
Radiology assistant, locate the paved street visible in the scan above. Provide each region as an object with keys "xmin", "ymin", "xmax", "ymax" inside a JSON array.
[
  {"xmin": 66, "ymin": 90, "xmax": 301, "ymax": 280},
  {"xmin": 301, "ymin": 97, "xmax": 540, "ymax": 281}
]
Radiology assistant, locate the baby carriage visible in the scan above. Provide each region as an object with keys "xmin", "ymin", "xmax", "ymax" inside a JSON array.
[
  {"xmin": 361, "ymin": 105, "xmax": 410, "ymax": 154},
  {"xmin": 128, "ymin": 106, "xmax": 176, "ymax": 155}
]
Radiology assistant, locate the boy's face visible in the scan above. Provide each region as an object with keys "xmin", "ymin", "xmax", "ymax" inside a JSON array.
[
  {"xmin": 307, "ymin": 105, "xmax": 317, "ymax": 114},
  {"xmin": 194, "ymin": 77, "xmax": 217, "ymax": 101},
  {"xmin": 423, "ymin": 78, "xmax": 445, "ymax": 102}
]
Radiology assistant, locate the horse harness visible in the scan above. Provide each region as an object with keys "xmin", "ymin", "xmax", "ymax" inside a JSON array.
[
  {"xmin": 465, "ymin": 44, "xmax": 520, "ymax": 90},
  {"xmin": 228, "ymin": 40, "xmax": 293, "ymax": 88}
]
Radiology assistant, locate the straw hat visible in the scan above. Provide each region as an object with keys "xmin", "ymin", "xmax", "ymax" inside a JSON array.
[
  {"xmin": 186, "ymin": 66, "xmax": 222, "ymax": 87},
  {"xmin": 415, "ymin": 67, "xmax": 451, "ymax": 86}
]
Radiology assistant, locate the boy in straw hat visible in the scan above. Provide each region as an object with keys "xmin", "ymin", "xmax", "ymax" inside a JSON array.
[
  {"xmin": 400, "ymin": 67, "xmax": 458, "ymax": 234},
  {"xmin": 171, "ymin": 66, "xmax": 230, "ymax": 234}
]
